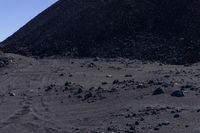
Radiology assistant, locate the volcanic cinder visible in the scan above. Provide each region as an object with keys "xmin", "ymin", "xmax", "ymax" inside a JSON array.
[
  {"xmin": 2, "ymin": 1, "xmax": 200, "ymax": 133},
  {"xmin": 1, "ymin": 0, "xmax": 200, "ymax": 64}
]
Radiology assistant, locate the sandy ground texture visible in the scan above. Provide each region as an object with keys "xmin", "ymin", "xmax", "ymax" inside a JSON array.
[{"xmin": 0, "ymin": 53, "xmax": 200, "ymax": 133}]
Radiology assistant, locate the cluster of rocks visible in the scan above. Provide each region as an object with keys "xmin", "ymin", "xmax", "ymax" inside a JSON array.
[
  {"xmin": 148, "ymin": 79, "xmax": 200, "ymax": 97},
  {"xmin": 65, "ymin": 81, "xmax": 120, "ymax": 102},
  {"xmin": 112, "ymin": 106, "xmax": 188, "ymax": 132},
  {"xmin": 44, "ymin": 81, "xmax": 119, "ymax": 103},
  {"xmin": 112, "ymin": 79, "xmax": 147, "ymax": 90},
  {"xmin": 152, "ymin": 88, "xmax": 185, "ymax": 97},
  {"xmin": 54, "ymin": 77, "xmax": 199, "ymax": 102},
  {"xmin": 90, "ymin": 124, "xmax": 136, "ymax": 133},
  {"xmin": 111, "ymin": 78, "xmax": 193, "ymax": 98},
  {"xmin": 43, "ymin": 78, "xmax": 158, "ymax": 104}
]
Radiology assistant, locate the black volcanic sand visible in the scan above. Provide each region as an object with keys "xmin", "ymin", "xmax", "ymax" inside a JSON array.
[
  {"xmin": 2, "ymin": 0, "xmax": 200, "ymax": 64},
  {"xmin": 1, "ymin": 54, "xmax": 200, "ymax": 132}
]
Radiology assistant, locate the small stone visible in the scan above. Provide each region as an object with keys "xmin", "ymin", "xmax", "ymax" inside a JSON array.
[
  {"xmin": 129, "ymin": 125, "xmax": 135, "ymax": 130},
  {"xmin": 148, "ymin": 80, "xmax": 155, "ymax": 85},
  {"xmin": 9, "ymin": 92, "xmax": 15, "ymax": 96},
  {"xmin": 65, "ymin": 81, "xmax": 71, "ymax": 86},
  {"xmin": 171, "ymin": 90, "xmax": 184, "ymax": 97},
  {"xmin": 110, "ymin": 88, "xmax": 118, "ymax": 92},
  {"xmin": 83, "ymin": 92, "xmax": 93, "ymax": 100},
  {"xmin": 164, "ymin": 75, "xmax": 170, "ymax": 78},
  {"xmin": 137, "ymin": 83, "xmax": 145, "ymax": 88},
  {"xmin": 107, "ymin": 126, "xmax": 115, "ymax": 131},
  {"xmin": 74, "ymin": 88, "xmax": 83, "ymax": 95},
  {"xmin": 68, "ymin": 74, "xmax": 73, "ymax": 77},
  {"xmin": 158, "ymin": 121, "xmax": 170, "ymax": 127},
  {"xmin": 154, "ymin": 127, "xmax": 159, "ymax": 131},
  {"xmin": 140, "ymin": 117, "xmax": 144, "ymax": 121},
  {"xmin": 125, "ymin": 74, "xmax": 132, "ymax": 77},
  {"xmin": 173, "ymin": 114, "xmax": 180, "ymax": 118},
  {"xmin": 162, "ymin": 121, "xmax": 170, "ymax": 126},
  {"xmin": 170, "ymin": 110, "xmax": 175, "ymax": 114},
  {"xmin": 93, "ymin": 57, "xmax": 100, "ymax": 61},
  {"xmin": 185, "ymin": 125, "xmax": 189, "ymax": 128},
  {"xmin": 59, "ymin": 73, "xmax": 64, "ymax": 76},
  {"xmin": 113, "ymin": 80, "xmax": 119, "ymax": 84},
  {"xmin": 88, "ymin": 63, "xmax": 96, "ymax": 68},
  {"xmin": 152, "ymin": 88, "xmax": 164, "ymax": 95},
  {"xmin": 101, "ymin": 82, "xmax": 108, "ymax": 85},
  {"xmin": 45, "ymin": 86, "xmax": 53, "ymax": 92},
  {"xmin": 135, "ymin": 121, "xmax": 139, "ymax": 125},
  {"xmin": 106, "ymin": 75, "xmax": 113, "ymax": 78}
]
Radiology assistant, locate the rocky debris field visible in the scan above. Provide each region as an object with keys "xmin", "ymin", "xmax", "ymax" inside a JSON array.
[{"xmin": 1, "ymin": 54, "xmax": 200, "ymax": 133}]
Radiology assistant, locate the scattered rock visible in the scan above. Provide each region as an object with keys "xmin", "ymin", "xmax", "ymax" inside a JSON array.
[
  {"xmin": 152, "ymin": 88, "xmax": 164, "ymax": 95},
  {"xmin": 113, "ymin": 80, "xmax": 119, "ymax": 84},
  {"xmin": 185, "ymin": 125, "xmax": 189, "ymax": 128},
  {"xmin": 88, "ymin": 63, "xmax": 96, "ymax": 68},
  {"xmin": 148, "ymin": 80, "xmax": 155, "ymax": 85},
  {"xmin": 59, "ymin": 73, "xmax": 64, "ymax": 76},
  {"xmin": 125, "ymin": 74, "xmax": 132, "ymax": 77},
  {"xmin": 154, "ymin": 127, "xmax": 159, "ymax": 131},
  {"xmin": 182, "ymin": 84, "xmax": 193, "ymax": 89},
  {"xmin": 74, "ymin": 88, "xmax": 83, "ymax": 95},
  {"xmin": 8, "ymin": 92, "xmax": 15, "ymax": 96},
  {"xmin": 45, "ymin": 85, "xmax": 55, "ymax": 92},
  {"xmin": 137, "ymin": 83, "xmax": 145, "ymax": 89},
  {"xmin": 135, "ymin": 121, "xmax": 139, "ymax": 126},
  {"xmin": 68, "ymin": 74, "xmax": 73, "ymax": 77},
  {"xmin": 164, "ymin": 75, "xmax": 170, "ymax": 78},
  {"xmin": 65, "ymin": 81, "xmax": 71, "ymax": 87},
  {"xmin": 101, "ymin": 82, "xmax": 108, "ymax": 85},
  {"xmin": 83, "ymin": 92, "xmax": 93, "ymax": 101},
  {"xmin": 173, "ymin": 114, "xmax": 180, "ymax": 118},
  {"xmin": 171, "ymin": 90, "xmax": 184, "ymax": 97},
  {"xmin": 126, "ymin": 124, "xmax": 136, "ymax": 133},
  {"xmin": 106, "ymin": 75, "xmax": 113, "ymax": 78},
  {"xmin": 108, "ymin": 66, "xmax": 122, "ymax": 70},
  {"xmin": 158, "ymin": 121, "xmax": 170, "ymax": 127},
  {"xmin": 93, "ymin": 57, "xmax": 100, "ymax": 61}
]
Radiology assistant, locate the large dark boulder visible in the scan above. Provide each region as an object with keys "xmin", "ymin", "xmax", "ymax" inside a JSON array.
[{"xmin": 2, "ymin": 0, "xmax": 200, "ymax": 64}]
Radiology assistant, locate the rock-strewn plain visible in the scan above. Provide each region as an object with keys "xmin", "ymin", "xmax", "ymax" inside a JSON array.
[{"xmin": 1, "ymin": 54, "xmax": 200, "ymax": 133}]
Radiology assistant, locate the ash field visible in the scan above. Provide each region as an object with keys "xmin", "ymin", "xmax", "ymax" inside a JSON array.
[
  {"xmin": 1, "ymin": 53, "xmax": 200, "ymax": 133},
  {"xmin": 1, "ymin": 0, "xmax": 200, "ymax": 133}
]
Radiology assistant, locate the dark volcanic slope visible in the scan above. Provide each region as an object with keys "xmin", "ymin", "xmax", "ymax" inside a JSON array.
[{"xmin": 2, "ymin": 0, "xmax": 200, "ymax": 64}]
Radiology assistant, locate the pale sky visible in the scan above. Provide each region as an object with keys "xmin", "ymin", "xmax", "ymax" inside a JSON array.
[{"xmin": 0, "ymin": 0, "xmax": 57, "ymax": 42}]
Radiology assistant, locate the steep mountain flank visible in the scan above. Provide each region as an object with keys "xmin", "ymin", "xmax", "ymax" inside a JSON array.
[{"xmin": 2, "ymin": 0, "xmax": 200, "ymax": 64}]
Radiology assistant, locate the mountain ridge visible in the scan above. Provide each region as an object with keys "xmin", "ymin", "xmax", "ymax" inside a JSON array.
[{"xmin": 2, "ymin": 0, "xmax": 200, "ymax": 64}]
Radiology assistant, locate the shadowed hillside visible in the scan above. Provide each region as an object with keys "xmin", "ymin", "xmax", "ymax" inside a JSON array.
[{"xmin": 2, "ymin": 0, "xmax": 200, "ymax": 64}]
